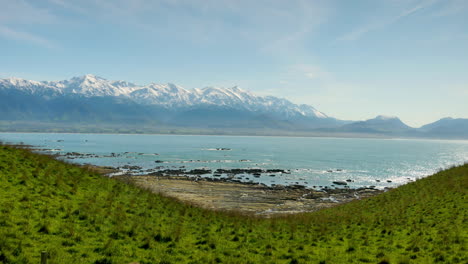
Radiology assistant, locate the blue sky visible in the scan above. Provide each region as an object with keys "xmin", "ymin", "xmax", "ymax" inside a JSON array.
[{"xmin": 1, "ymin": 0, "xmax": 467, "ymax": 127}]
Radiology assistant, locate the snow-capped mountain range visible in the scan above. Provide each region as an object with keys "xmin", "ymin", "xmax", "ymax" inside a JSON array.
[
  {"xmin": 1, "ymin": 74, "xmax": 467, "ymax": 138},
  {"xmin": 0, "ymin": 74, "xmax": 327, "ymax": 120}
]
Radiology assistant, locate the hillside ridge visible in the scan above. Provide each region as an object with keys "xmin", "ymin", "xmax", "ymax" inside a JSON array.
[{"xmin": 0, "ymin": 144, "xmax": 466, "ymax": 263}]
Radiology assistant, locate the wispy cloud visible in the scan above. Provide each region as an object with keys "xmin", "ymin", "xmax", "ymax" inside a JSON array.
[
  {"xmin": 257, "ymin": 0, "xmax": 332, "ymax": 56},
  {"xmin": 338, "ymin": 0, "xmax": 439, "ymax": 41},
  {"xmin": 0, "ymin": 0, "xmax": 57, "ymax": 47},
  {"xmin": 0, "ymin": 0, "xmax": 56, "ymax": 24},
  {"xmin": 46, "ymin": 0, "xmax": 332, "ymax": 54},
  {"xmin": 0, "ymin": 25, "xmax": 55, "ymax": 48}
]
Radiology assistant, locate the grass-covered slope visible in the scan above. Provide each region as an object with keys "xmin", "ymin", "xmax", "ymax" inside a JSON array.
[{"xmin": 0, "ymin": 145, "xmax": 466, "ymax": 264}]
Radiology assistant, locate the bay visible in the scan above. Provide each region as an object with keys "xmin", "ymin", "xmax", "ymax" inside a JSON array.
[{"xmin": 1, "ymin": 132, "xmax": 468, "ymax": 189}]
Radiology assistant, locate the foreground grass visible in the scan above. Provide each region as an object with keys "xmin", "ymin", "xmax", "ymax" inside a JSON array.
[{"xmin": 0, "ymin": 145, "xmax": 466, "ymax": 264}]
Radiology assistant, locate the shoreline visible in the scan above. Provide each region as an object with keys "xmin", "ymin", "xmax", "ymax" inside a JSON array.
[
  {"xmin": 115, "ymin": 174, "xmax": 386, "ymax": 216},
  {"xmin": 0, "ymin": 142, "xmax": 395, "ymax": 216}
]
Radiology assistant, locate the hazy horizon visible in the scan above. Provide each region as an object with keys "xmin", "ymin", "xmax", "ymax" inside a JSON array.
[{"xmin": 1, "ymin": 0, "xmax": 467, "ymax": 127}]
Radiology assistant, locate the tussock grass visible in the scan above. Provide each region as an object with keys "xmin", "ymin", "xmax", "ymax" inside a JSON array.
[{"xmin": 0, "ymin": 145, "xmax": 466, "ymax": 263}]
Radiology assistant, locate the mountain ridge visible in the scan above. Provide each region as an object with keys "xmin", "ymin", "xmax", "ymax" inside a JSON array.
[
  {"xmin": 1, "ymin": 75, "xmax": 467, "ymax": 139},
  {"xmin": 341, "ymin": 115, "xmax": 413, "ymax": 133},
  {"xmin": 0, "ymin": 74, "xmax": 329, "ymax": 120},
  {"xmin": 0, "ymin": 75, "xmax": 348, "ymax": 131}
]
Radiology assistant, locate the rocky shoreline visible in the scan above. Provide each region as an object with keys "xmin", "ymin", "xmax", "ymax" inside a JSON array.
[
  {"xmin": 8, "ymin": 145, "xmax": 389, "ymax": 216},
  {"xmin": 46, "ymin": 149, "xmax": 398, "ymax": 190},
  {"xmin": 55, "ymin": 150, "xmax": 389, "ymax": 216},
  {"xmin": 114, "ymin": 173, "xmax": 386, "ymax": 216}
]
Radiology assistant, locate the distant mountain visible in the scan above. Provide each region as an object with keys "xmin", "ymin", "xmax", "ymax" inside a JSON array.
[
  {"xmin": 419, "ymin": 118, "xmax": 468, "ymax": 138},
  {"xmin": 0, "ymin": 74, "xmax": 345, "ymax": 130},
  {"xmin": 326, "ymin": 115, "xmax": 468, "ymax": 139},
  {"xmin": 335, "ymin": 115, "xmax": 413, "ymax": 134}
]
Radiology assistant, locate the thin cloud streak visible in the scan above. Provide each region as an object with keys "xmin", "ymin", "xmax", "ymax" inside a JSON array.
[
  {"xmin": 338, "ymin": 0, "xmax": 439, "ymax": 41},
  {"xmin": 2, "ymin": 0, "xmax": 333, "ymax": 64},
  {"xmin": 0, "ymin": 25, "xmax": 56, "ymax": 48},
  {"xmin": 0, "ymin": 0, "xmax": 57, "ymax": 48},
  {"xmin": 45, "ymin": 0, "xmax": 332, "ymax": 54},
  {"xmin": 0, "ymin": 0, "xmax": 56, "ymax": 24}
]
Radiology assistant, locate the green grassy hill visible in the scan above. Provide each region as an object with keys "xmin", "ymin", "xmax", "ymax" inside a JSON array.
[{"xmin": 0, "ymin": 145, "xmax": 466, "ymax": 264}]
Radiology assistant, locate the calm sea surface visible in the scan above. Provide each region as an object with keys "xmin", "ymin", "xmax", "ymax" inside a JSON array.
[{"xmin": 2, "ymin": 133, "xmax": 468, "ymax": 189}]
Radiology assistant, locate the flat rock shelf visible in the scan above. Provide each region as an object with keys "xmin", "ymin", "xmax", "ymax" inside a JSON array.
[{"xmin": 116, "ymin": 175, "xmax": 385, "ymax": 217}]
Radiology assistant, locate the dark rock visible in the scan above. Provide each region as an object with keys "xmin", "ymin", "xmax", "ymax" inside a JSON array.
[
  {"xmin": 121, "ymin": 165, "xmax": 142, "ymax": 170},
  {"xmin": 289, "ymin": 184, "xmax": 306, "ymax": 190},
  {"xmin": 162, "ymin": 169, "xmax": 185, "ymax": 175},
  {"xmin": 332, "ymin": 181, "xmax": 347, "ymax": 186},
  {"xmin": 265, "ymin": 169, "xmax": 288, "ymax": 173},
  {"xmin": 188, "ymin": 169, "xmax": 212, "ymax": 175}
]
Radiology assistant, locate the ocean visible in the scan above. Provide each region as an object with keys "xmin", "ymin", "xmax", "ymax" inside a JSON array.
[{"xmin": 2, "ymin": 133, "xmax": 468, "ymax": 189}]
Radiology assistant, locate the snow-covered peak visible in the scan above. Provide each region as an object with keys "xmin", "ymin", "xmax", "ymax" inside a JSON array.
[
  {"xmin": 0, "ymin": 77, "xmax": 62, "ymax": 95},
  {"xmin": 69, "ymin": 74, "xmax": 105, "ymax": 84},
  {"xmin": 167, "ymin": 83, "xmax": 183, "ymax": 90},
  {"xmin": 298, "ymin": 104, "xmax": 328, "ymax": 118},
  {"xmin": 199, "ymin": 86, "xmax": 240, "ymax": 99},
  {"xmin": 56, "ymin": 74, "xmax": 131, "ymax": 97},
  {"xmin": 130, "ymin": 83, "xmax": 193, "ymax": 106},
  {"xmin": 82, "ymin": 73, "xmax": 100, "ymax": 81},
  {"xmin": 225, "ymin": 86, "xmax": 255, "ymax": 100},
  {"xmin": 1, "ymin": 77, "xmax": 42, "ymax": 87},
  {"xmin": 111, "ymin": 80, "xmax": 135, "ymax": 88}
]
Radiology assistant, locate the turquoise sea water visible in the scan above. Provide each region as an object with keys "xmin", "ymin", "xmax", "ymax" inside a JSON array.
[{"xmin": 2, "ymin": 133, "xmax": 468, "ymax": 189}]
